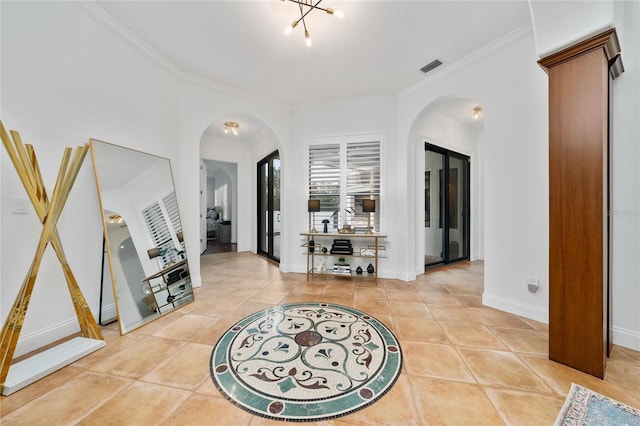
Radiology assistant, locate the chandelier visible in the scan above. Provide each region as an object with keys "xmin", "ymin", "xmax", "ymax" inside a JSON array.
[{"xmin": 282, "ymin": 0, "xmax": 344, "ymax": 47}]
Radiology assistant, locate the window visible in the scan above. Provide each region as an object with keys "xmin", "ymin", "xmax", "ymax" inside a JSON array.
[
  {"xmin": 308, "ymin": 136, "xmax": 381, "ymax": 232},
  {"xmin": 214, "ymin": 184, "xmax": 229, "ymax": 221},
  {"xmin": 142, "ymin": 192, "xmax": 183, "ymax": 266}
]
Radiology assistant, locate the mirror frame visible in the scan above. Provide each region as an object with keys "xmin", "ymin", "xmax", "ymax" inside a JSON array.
[{"xmin": 89, "ymin": 139, "xmax": 194, "ymax": 334}]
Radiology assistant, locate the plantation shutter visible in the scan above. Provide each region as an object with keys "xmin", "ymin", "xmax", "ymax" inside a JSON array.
[
  {"xmin": 346, "ymin": 141, "xmax": 380, "ymax": 231},
  {"xmin": 142, "ymin": 197, "xmax": 181, "ymax": 266},
  {"xmin": 308, "ymin": 138, "xmax": 381, "ymax": 232},
  {"xmin": 163, "ymin": 192, "xmax": 181, "ymax": 233},
  {"xmin": 308, "ymin": 144, "xmax": 341, "ymax": 230}
]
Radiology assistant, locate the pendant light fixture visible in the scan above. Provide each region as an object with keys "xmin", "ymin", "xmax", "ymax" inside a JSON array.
[
  {"xmin": 224, "ymin": 121, "xmax": 239, "ymax": 135},
  {"xmin": 472, "ymin": 106, "xmax": 483, "ymax": 120},
  {"xmin": 282, "ymin": 0, "xmax": 343, "ymax": 47}
]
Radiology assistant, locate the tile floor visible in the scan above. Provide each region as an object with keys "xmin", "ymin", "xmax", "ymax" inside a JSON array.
[{"xmin": 1, "ymin": 252, "xmax": 639, "ymax": 425}]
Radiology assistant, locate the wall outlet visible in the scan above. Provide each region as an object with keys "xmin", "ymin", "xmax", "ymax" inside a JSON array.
[{"xmin": 526, "ymin": 276, "xmax": 540, "ymax": 293}]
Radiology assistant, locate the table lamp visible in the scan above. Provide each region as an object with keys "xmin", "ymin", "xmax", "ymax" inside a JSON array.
[
  {"xmin": 308, "ymin": 199, "xmax": 320, "ymax": 233},
  {"xmin": 362, "ymin": 199, "xmax": 376, "ymax": 234}
]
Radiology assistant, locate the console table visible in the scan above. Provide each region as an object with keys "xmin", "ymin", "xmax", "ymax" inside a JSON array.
[
  {"xmin": 142, "ymin": 259, "xmax": 192, "ymax": 313},
  {"xmin": 301, "ymin": 232, "xmax": 387, "ymax": 281}
]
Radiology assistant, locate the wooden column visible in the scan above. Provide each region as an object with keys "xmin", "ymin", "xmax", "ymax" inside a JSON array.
[{"xmin": 539, "ymin": 29, "xmax": 623, "ymax": 379}]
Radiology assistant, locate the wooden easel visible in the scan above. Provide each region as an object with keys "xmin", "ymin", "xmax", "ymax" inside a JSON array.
[{"xmin": 0, "ymin": 121, "xmax": 103, "ymax": 394}]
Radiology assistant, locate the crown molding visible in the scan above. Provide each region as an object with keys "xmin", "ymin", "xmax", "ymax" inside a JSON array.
[
  {"xmin": 72, "ymin": 1, "xmax": 288, "ymax": 108},
  {"xmin": 178, "ymin": 72, "xmax": 288, "ymax": 109},
  {"xmin": 73, "ymin": 1, "xmax": 532, "ymax": 108},
  {"xmin": 398, "ymin": 23, "xmax": 534, "ymax": 99},
  {"xmin": 71, "ymin": 1, "xmax": 181, "ymax": 78},
  {"xmin": 538, "ymin": 28, "xmax": 623, "ymax": 79}
]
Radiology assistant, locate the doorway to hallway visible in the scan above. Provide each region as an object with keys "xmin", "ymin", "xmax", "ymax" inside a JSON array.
[
  {"xmin": 425, "ymin": 143, "xmax": 470, "ymax": 269},
  {"xmin": 200, "ymin": 160, "xmax": 238, "ymax": 255}
]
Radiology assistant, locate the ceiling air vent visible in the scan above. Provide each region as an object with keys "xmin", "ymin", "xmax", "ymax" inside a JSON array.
[{"xmin": 420, "ymin": 59, "xmax": 443, "ymax": 74}]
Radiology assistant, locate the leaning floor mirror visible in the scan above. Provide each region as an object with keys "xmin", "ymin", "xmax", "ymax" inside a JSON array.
[{"xmin": 90, "ymin": 139, "xmax": 194, "ymax": 334}]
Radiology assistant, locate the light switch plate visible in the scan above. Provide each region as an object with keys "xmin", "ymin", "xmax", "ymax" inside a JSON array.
[{"xmin": 12, "ymin": 198, "xmax": 29, "ymax": 214}]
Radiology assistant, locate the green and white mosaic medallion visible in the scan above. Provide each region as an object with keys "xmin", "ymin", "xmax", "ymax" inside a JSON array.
[{"xmin": 210, "ymin": 302, "xmax": 402, "ymax": 422}]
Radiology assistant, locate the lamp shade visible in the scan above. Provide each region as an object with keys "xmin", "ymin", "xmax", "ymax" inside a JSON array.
[
  {"xmin": 308, "ymin": 199, "xmax": 321, "ymax": 212},
  {"xmin": 147, "ymin": 248, "xmax": 161, "ymax": 259},
  {"xmin": 362, "ymin": 199, "xmax": 376, "ymax": 213}
]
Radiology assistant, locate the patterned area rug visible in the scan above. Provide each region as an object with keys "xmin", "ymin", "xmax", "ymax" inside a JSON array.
[
  {"xmin": 554, "ymin": 383, "xmax": 640, "ymax": 426},
  {"xmin": 210, "ymin": 302, "xmax": 402, "ymax": 422}
]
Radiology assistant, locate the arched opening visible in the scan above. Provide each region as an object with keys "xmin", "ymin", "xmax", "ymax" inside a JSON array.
[
  {"xmin": 408, "ymin": 95, "xmax": 485, "ymax": 273},
  {"xmin": 198, "ymin": 113, "xmax": 284, "ymax": 259}
]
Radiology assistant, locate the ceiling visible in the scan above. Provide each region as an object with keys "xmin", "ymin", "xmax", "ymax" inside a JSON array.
[{"xmin": 93, "ymin": 1, "xmax": 532, "ymax": 106}]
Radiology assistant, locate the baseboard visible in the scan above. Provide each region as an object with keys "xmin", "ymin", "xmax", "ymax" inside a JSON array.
[
  {"xmin": 612, "ymin": 326, "xmax": 640, "ymax": 351},
  {"xmin": 3, "ymin": 337, "xmax": 106, "ymax": 396},
  {"xmin": 482, "ymin": 292, "xmax": 549, "ymax": 324},
  {"xmin": 383, "ymin": 270, "xmax": 414, "ymax": 281},
  {"xmin": 483, "ymin": 293, "xmax": 640, "ymax": 352},
  {"xmin": 191, "ymin": 273, "xmax": 202, "ymax": 288},
  {"xmin": 13, "ymin": 304, "xmax": 116, "ymax": 358},
  {"xmin": 96, "ymin": 303, "xmax": 118, "ymax": 326}
]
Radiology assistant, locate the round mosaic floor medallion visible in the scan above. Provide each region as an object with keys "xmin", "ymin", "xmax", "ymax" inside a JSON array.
[{"xmin": 210, "ymin": 302, "xmax": 403, "ymax": 422}]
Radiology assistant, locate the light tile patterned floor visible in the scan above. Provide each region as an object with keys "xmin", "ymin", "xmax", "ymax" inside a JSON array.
[{"xmin": 1, "ymin": 252, "xmax": 638, "ymax": 425}]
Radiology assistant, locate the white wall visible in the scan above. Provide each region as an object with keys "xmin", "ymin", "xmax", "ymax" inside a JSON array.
[
  {"xmin": 529, "ymin": 0, "xmax": 640, "ymax": 350},
  {"xmin": 176, "ymin": 82, "xmax": 290, "ymax": 285},
  {"xmin": 397, "ymin": 8, "xmax": 640, "ymax": 350},
  {"xmin": 2, "ymin": 2, "xmax": 637, "ymax": 356},
  {"xmin": 529, "ymin": 0, "xmax": 614, "ymax": 58},
  {"xmin": 610, "ymin": 1, "xmax": 640, "ymax": 350},
  {"xmin": 286, "ymin": 97, "xmax": 401, "ymax": 277},
  {"xmin": 399, "ymin": 25, "xmax": 551, "ymax": 323},
  {"xmin": 415, "ymin": 108, "xmax": 484, "ymax": 267},
  {"xmin": 1, "ymin": 1, "xmax": 178, "ymax": 356}
]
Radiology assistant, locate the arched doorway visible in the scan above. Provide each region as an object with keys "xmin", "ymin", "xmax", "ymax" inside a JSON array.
[
  {"xmin": 409, "ymin": 95, "xmax": 485, "ymax": 272},
  {"xmin": 198, "ymin": 113, "xmax": 284, "ymax": 259}
]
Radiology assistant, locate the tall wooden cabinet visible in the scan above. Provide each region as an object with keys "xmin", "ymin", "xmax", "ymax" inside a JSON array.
[{"xmin": 539, "ymin": 29, "xmax": 623, "ymax": 378}]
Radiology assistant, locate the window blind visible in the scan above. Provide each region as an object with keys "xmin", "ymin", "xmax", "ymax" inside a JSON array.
[
  {"xmin": 163, "ymin": 192, "xmax": 181, "ymax": 234},
  {"xmin": 309, "ymin": 144, "xmax": 341, "ymax": 229},
  {"xmin": 308, "ymin": 139, "xmax": 380, "ymax": 232},
  {"xmin": 142, "ymin": 196, "xmax": 181, "ymax": 266},
  {"xmin": 346, "ymin": 141, "xmax": 380, "ymax": 231}
]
